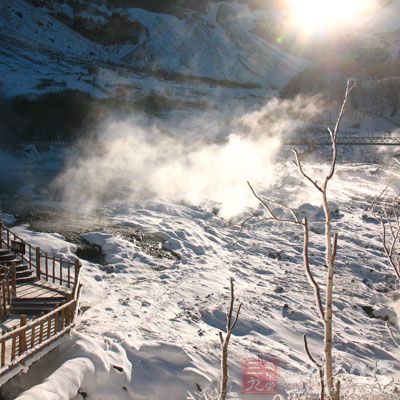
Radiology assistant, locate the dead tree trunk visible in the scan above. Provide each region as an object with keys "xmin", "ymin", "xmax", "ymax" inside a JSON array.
[
  {"xmin": 219, "ymin": 278, "xmax": 242, "ymax": 400},
  {"xmin": 247, "ymin": 79, "xmax": 357, "ymax": 400}
]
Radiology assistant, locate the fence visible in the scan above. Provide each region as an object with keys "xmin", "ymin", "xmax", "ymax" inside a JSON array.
[
  {"xmin": 0, "ymin": 223, "xmax": 80, "ymax": 289},
  {"xmin": 0, "ymin": 300, "xmax": 77, "ymax": 370},
  {"xmin": 0, "ymin": 223, "xmax": 82, "ymax": 379},
  {"xmin": 0, "ymin": 266, "xmax": 16, "ymax": 320}
]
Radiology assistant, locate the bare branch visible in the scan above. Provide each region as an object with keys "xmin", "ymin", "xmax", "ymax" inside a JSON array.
[
  {"xmin": 332, "ymin": 233, "xmax": 338, "ymax": 264},
  {"xmin": 247, "ymin": 181, "xmax": 302, "ymax": 225},
  {"xmin": 293, "ymin": 149, "xmax": 323, "ymax": 193},
  {"xmin": 326, "ymin": 79, "xmax": 357, "ymax": 182},
  {"xmin": 303, "ymin": 219, "xmax": 325, "ymax": 321},
  {"xmin": 227, "ymin": 278, "xmax": 235, "ymax": 331},
  {"xmin": 304, "ymin": 335, "xmax": 325, "ymax": 400},
  {"xmin": 219, "ymin": 278, "xmax": 242, "ymax": 400},
  {"xmin": 303, "ymin": 334, "xmax": 321, "ymax": 368},
  {"xmin": 235, "ymin": 215, "xmax": 256, "ymax": 243}
]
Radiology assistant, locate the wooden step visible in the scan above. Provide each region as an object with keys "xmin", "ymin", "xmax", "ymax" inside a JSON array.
[
  {"xmin": 12, "ymin": 298, "xmax": 64, "ymax": 305},
  {"xmin": 0, "ymin": 254, "xmax": 16, "ymax": 262},
  {"xmin": 1, "ymin": 259, "xmax": 23, "ymax": 266},
  {"xmin": 0, "ymin": 264, "xmax": 31, "ymax": 273},
  {"xmin": 10, "ymin": 305, "xmax": 57, "ymax": 315},
  {"xmin": 15, "ymin": 269, "xmax": 35, "ymax": 279},
  {"xmin": 15, "ymin": 276, "xmax": 36, "ymax": 285},
  {"xmin": 15, "ymin": 264, "xmax": 30, "ymax": 272}
]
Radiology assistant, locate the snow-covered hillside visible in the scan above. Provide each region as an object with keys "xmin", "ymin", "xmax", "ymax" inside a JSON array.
[
  {"xmin": 0, "ymin": 0, "xmax": 308, "ymax": 98},
  {"xmin": 1, "ymin": 157, "xmax": 400, "ymax": 399}
]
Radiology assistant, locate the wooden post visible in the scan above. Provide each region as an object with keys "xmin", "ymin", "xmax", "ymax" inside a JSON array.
[
  {"xmin": 0, "ymin": 222, "xmax": 2, "ymax": 249},
  {"xmin": 61, "ymin": 307, "xmax": 65, "ymax": 329},
  {"xmin": 74, "ymin": 259, "xmax": 81, "ymax": 289},
  {"xmin": 19, "ymin": 315, "xmax": 27, "ymax": 355},
  {"xmin": 0, "ymin": 287, "xmax": 3, "ymax": 321},
  {"xmin": 1, "ymin": 338, "xmax": 5, "ymax": 367},
  {"xmin": 35, "ymin": 247, "xmax": 41, "ymax": 280},
  {"xmin": 54, "ymin": 310, "xmax": 59, "ymax": 333},
  {"xmin": 52, "ymin": 258, "xmax": 55, "ymax": 283},
  {"xmin": 47, "ymin": 315, "xmax": 51, "ymax": 339},
  {"xmin": 6, "ymin": 273, "xmax": 10, "ymax": 304},
  {"xmin": 39, "ymin": 312, "xmax": 44, "ymax": 344},
  {"xmin": 66, "ymin": 301, "xmax": 72, "ymax": 326},
  {"xmin": 45, "ymin": 254, "xmax": 48, "ymax": 281},
  {"xmin": 1, "ymin": 279, "xmax": 6, "ymax": 318},
  {"xmin": 10, "ymin": 263, "xmax": 16, "ymax": 298},
  {"xmin": 28, "ymin": 244, "xmax": 32, "ymax": 269},
  {"xmin": 31, "ymin": 317, "xmax": 36, "ymax": 348},
  {"xmin": 11, "ymin": 333, "xmax": 16, "ymax": 361}
]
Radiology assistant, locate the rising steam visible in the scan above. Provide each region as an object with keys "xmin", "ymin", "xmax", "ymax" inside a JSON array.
[{"xmin": 55, "ymin": 96, "xmax": 322, "ymax": 218}]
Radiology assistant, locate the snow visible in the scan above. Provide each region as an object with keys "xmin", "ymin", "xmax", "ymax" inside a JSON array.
[
  {"xmin": 3, "ymin": 157, "xmax": 400, "ymax": 399},
  {"xmin": 0, "ymin": 0, "xmax": 308, "ymax": 98},
  {"xmin": 3, "ymin": 332, "xmax": 133, "ymax": 400},
  {"xmin": 1, "ymin": 1, "xmax": 400, "ymax": 398}
]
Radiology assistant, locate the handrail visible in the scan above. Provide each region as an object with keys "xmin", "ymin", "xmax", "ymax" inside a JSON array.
[
  {"xmin": 0, "ymin": 300, "xmax": 76, "ymax": 342},
  {"xmin": 0, "ymin": 300, "xmax": 77, "ymax": 370},
  {"xmin": 0, "ymin": 223, "xmax": 82, "ymax": 376},
  {"xmin": 0, "ymin": 266, "xmax": 16, "ymax": 320},
  {"xmin": 0, "ymin": 223, "xmax": 81, "ymax": 290}
]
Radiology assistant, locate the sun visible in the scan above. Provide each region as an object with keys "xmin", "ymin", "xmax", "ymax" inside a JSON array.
[{"xmin": 285, "ymin": 0, "xmax": 376, "ymax": 35}]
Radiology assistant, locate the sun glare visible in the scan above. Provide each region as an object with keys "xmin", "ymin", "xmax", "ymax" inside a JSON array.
[{"xmin": 286, "ymin": 0, "xmax": 376, "ymax": 35}]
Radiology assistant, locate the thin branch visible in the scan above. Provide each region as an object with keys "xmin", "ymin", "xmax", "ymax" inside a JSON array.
[
  {"xmin": 303, "ymin": 219, "xmax": 325, "ymax": 321},
  {"xmin": 227, "ymin": 278, "xmax": 235, "ymax": 331},
  {"xmin": 303, "ymin": 334, "xmax": 321, "ymax": 368},
  {"xmin": 219, "ymin": 278, "xmax": 242, "ymax": 400},
  {"xmin": 234, "ymin": 215, "xmax": 259, "ymax": 246},
  {"xmin": 293, "ymin": 149, "xmax": 323, "ymax": 193},
  {"xmin": 247, "ymin": 181, "xmax": 302, "ymax": 225},
  {"xmin": 332, "ymin": 233, "xmax": 338, "ymax": 264},
  {"xmin": 304, "ymin": 335, "xmax": 325, "ymax": 400},
  {"xmin": 326, "ymin": 79, "xmax": 357, "ymax": 182}
]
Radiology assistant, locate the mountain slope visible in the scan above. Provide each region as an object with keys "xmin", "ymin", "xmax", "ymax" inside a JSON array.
[{"xmin": 0, "ymin": 0, "xmax": 308, "ymax": 98}]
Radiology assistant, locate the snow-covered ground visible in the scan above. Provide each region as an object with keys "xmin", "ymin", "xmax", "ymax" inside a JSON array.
[{"xmin": 1, "ymin": 154, "xmax": 400, "ymax": 399}]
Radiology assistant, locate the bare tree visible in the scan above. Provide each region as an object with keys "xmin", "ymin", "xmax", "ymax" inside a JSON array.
[
  {"xmin": 246, "ymin": 79, "xmax": 357, "ymax": 400},
  {"xmin": 371, "ymin": 188, "xmax": 400, "ymax": 280},
  {"xmin": 219, "ymin": 278, "xmax": 242, "ymax": 400}
]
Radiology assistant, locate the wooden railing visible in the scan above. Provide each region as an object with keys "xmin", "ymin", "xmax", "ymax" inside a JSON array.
[
  {"xmin": 0, "ymin": 300, "xmax": 77, "ymax": 371},
  {"xmin": 0, "ymin": 266, "xmax": 16, "ymax": 320},
  {"xmin": 0, "ymin": 223, "xmax": 82, "ymax": 380},
  {"xmin": 0, "ymin": 223, "xmax": 80, "ymax": 289}
]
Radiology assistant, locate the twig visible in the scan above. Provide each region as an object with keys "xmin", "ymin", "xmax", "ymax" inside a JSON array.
[
  {"xmin": 304, "ymin": 334, "xmax": 325, "ymax": 400},
  {"xmin": 219, "ymin": 278, "xmax": 242, "ymax": 400}
]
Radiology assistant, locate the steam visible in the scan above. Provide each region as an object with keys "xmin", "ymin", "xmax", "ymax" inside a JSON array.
[{"xmin": 55, "ymin": 96, "xmax": 322, "ymax": 218}]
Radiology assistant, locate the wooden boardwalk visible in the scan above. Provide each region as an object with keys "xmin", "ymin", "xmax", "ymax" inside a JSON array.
[
  {"xmin": 16, "ymin": 281, "xmax": 72, "ymax": 300},
  {"xmin": 0, "ymin": 223, "xmax": 82, "ymax": 385}
]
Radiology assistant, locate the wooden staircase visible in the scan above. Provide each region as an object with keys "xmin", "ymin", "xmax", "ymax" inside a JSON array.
[
  {"xmin": 0, "ymin": 249, "xmax": 36, "ymax": 285},
  {"xmin": 0, "ymin": 223, "xmax": 82, "ymax": 385}
]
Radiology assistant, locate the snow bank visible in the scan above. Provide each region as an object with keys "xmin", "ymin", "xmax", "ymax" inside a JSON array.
[
  {"xmin": 3, "ymin": 332, "xmax": 133, "ymax": 400},
  {"xmin": 3, "ymin": 161, "xmax": 400, "ymax": 399}
]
